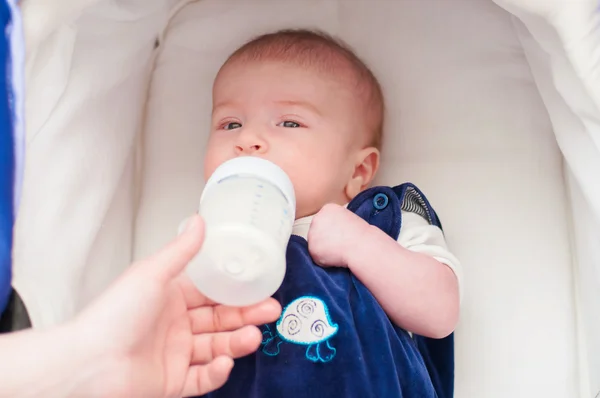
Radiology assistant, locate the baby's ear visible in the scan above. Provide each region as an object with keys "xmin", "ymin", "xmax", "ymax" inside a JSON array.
[{"xmin": 345, "ymin": 147, "xmax": 380, "ymax": 200}]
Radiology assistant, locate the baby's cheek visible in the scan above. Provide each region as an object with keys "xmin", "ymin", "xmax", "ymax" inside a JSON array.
[
  {"xmin": 275, "ymin": 155, "xmax": 340, "ymax": 215},
  {"xmin": 202, "ymin": 156, "xmax": 217, "ymax": 181},
  {"xmin": 202, "ymin": 148, "xmax": 228, "ymax": 180}
]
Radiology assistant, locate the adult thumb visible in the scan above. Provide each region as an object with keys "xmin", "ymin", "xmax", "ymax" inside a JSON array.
[{"xmin": 143, "ymin": 214, "xmax": 205, "ymax": 283}]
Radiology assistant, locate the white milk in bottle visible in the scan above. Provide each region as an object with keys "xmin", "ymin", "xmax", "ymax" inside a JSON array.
[{"xmin": 185, "ymin": 157, "xmax": 295, "ymax": 306}]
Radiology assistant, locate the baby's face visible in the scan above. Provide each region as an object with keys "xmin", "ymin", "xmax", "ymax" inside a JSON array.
[{"xmin": 205, "ymin": 60, "xmax": 367, "ymax": 218}]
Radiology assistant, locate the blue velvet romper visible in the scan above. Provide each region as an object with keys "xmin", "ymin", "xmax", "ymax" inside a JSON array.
[{"xmin": 201, "ymin": 183, "xmax": 454, "ymax": 398}]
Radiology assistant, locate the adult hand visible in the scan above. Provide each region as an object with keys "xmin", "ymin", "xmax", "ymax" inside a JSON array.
[{"xmin": 69, "ymin": 214, "xmax": 281, "ymax": 397}]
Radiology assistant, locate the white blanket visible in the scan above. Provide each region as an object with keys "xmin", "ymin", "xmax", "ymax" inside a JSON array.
[{"xmin": 15, "ymin": 0, "xmax": 600, "ymax": 396}]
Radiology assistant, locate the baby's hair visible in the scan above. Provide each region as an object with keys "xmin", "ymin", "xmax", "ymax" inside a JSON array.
[{"xmin": 221, "ymin": 29, "xmax": 384, "ymax": 150}]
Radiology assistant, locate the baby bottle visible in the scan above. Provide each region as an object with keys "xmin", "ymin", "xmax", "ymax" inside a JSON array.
[{"xmin": 185, "ymin": 157, "xmax": 296, "ymax": 307}]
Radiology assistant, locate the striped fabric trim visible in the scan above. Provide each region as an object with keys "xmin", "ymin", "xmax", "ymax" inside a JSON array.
[{"xmin": 400, "ymin": 186, "xmax": 434, "ymax": 225}]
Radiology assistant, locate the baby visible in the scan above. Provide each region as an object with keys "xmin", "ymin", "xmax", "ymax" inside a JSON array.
[{"xmin": 200, "ymin": 29, "xmax": 461, "ymax": 398}]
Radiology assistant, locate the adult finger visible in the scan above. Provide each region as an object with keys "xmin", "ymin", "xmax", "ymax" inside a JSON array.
[
  {"xmin": 138, "ymin": 215, "xmax": 205, "ymax": 283},
  {"xmin": 181, "ymin": 356, "xmax": 234, "ymax": 397},
  {"xmin": 177, "ymin": 275, "xmax": 215, "ymax": 309},
  {"xmin": 191, "ymin": 325, "xmax": 262, "ymax": 364},
  {"xmin": 189, "ymin": 298, "xmax": 281, "ymax": 334}
]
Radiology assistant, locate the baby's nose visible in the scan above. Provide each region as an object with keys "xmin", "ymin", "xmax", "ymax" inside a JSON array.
[
  {"xmin": 235, "ymin": 142, "xmax": 265, "ymax": 154},
  {"xmin": 235, "ymin": 131, "xmax": 268, "ymax": 155}
]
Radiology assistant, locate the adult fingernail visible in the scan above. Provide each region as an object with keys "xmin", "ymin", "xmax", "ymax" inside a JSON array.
[{"xmin": 178, "ymin": 216, "xmax": 196, "ymax": 235}]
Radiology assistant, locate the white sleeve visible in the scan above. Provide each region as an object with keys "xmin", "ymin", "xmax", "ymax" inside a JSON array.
[{"xmin": 397, "ymin": 210, "xmax": 463, "ymax": 302}]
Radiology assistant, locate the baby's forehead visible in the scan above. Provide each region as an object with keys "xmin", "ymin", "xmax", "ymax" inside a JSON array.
[
  {"xmin": 215, "ymin": 57, "xmax": 367, "ymax": 104},
  {"xmin": 224, "ymin": 40, "xmax": 363, "ymax": 79},
  {"xmin": 215, "ymin": 63, "xmax": 368, "ymax": 131}
]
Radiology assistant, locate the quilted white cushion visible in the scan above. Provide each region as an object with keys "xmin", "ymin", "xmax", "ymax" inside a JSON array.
[
  {"xmin": 16, "ymin": 0, "xmax": 600, "ymax": 397},
  {"xmin": 135, "ymin": 1, "xmax": 578, "ymax": 397}
]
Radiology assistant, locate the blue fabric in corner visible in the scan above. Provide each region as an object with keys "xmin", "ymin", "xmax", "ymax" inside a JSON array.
[
  {"xmin": 0, "ymin": 0, "xmax": 24, "ymax": 315},
  {"xmin": 0, "ymin": 0, "xmax": 15, "ymax": 315}
]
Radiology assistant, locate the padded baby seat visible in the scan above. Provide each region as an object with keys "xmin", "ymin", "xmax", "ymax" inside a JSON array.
[{"xmin": 12, "ymin": 0, "xmax": 600, "ymax": 397}]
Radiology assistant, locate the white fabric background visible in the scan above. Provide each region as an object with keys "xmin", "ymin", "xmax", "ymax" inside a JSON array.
[
  {"xmin": 135, "ymin": 1, "xmax": 578, "ymax": 397},
  {"xmin": 493, "ymin": 1, "xmax": 600, "ymax": 394},
  {"xmin": 15, "ymin": 0, "xmax": 600, "ymax": 397}
]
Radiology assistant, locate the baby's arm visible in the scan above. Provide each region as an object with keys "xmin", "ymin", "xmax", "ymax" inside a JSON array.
[{"xmin": 308, "ymin": 204, "xmax": 460, "ymax": 339}]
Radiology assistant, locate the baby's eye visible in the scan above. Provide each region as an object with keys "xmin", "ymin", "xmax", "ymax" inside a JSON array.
[
  {"xmin": 223, "ymin": 122, "xmax": 242, "ymax": 130},
  {"xmin": 279, "ymin": 120, "xmax": 301, "ymax": 128}
]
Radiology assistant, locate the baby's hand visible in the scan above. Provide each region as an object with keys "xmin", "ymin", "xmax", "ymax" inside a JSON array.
[{"xmin": 307, "ymin": 204, "xmax": 368, "ymax": 268}]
